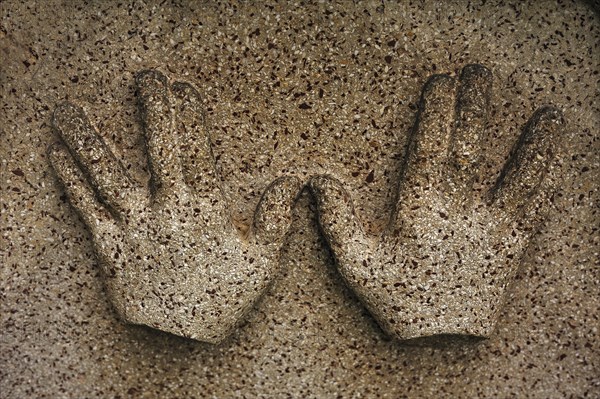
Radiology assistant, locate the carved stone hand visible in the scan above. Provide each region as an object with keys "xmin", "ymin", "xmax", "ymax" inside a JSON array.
[
  {"xmin": 309, "ymin": 65, "xmax": 564, "ymax": 342},
  {"xmin": 49, "ymin": 70, "xmax": 301, "ymax": 343}
]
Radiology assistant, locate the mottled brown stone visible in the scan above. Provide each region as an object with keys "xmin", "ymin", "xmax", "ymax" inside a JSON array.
[
  {"xmin": 48, "ymin": 70, "xmax": 301, "ymax": 343},
  {"xmin": 309, "ymin": 65, "xmax": 565, "ymax": 342}
]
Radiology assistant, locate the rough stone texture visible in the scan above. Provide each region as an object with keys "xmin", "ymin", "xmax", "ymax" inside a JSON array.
[
  {"xmin": 309, "ymin": 65, "xmax": 565, "ymax": 342},
  {"xmin": 1, "ymin": 1, "xmax": 599, "ymax": 398},
  {"xmin": 48, "ymin": 69, "xmax": 301, "ymax": 343}
]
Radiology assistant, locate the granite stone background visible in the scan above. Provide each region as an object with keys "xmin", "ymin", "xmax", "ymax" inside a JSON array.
[{"xmin": 1, "ymin": 1, "xmax": 598, "ymax": 398}]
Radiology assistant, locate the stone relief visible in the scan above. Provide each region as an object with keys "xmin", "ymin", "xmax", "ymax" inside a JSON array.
[
  {"xmin": 309, "ymin": 64, "xmax": 564, "ymax": 343},
  {"xmin": 48, "ymin": 70, "xmax": 301, "ymax": 343},
  {"xmin": 49, "ymin": 65, "xmax": 564, "ymax": 344}
]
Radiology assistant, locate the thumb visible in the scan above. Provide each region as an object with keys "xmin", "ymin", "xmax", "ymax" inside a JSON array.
[
  {"xmin": 251, "ymin": 176, "xmax": 302, "ymax": 252},
  {"xmin": 308, "ymin": 175, "xmax": 368, "ymax": 265}
]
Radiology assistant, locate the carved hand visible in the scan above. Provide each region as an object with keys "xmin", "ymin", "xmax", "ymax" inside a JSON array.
[
  {"xmin": 310, "ymin": 65, "xmax": 564, "ymax": 342},
  {"xmin": 49, "ymin": 70, "xmax": 301, "ymax": 343}
]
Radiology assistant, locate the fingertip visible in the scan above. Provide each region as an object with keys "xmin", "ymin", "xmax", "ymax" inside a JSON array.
[
  {"xmin": 135, "ymin": 69, "xmax": 168, "ymax": 88},
  {"xmin": 529, "ymin": 106, "xmax": 565, "ymax": 128},
  {"xmin": 256, "ymin": 176, "xmax": 302, "ymax": 222},
  {"xmin": 172, "ymin": 81, "xmax": 205, "ymax": 122},
  {"xmin": 458, "ymin": 64, "xmax": 492, "ymax": 109},
  {"xmin": 522, "ymin": 106, "xmax": 565, "ymax": 149},
  {"xmin": 258, "ymin": 175, "xmax": 302, "ymax": 212},
  {"xmin": 309, "ymin": 174, "xmax": 346, "ymax": 198},
  {"xmin": 52, "ymin": 102, "xmax": 84, "ymax": 130},
  {"xmin": 461, "ymin": 64, "xmax": 492, "ymax": 81},
  {"xmin": 172, "ymin": 81, "xmax": 202, "ymax": 102},
  {"xmin": 265, "ymin": 175, "xmax": 303, "ymax": 202},
  {"xmin": 422, "ymin": 73, "xmax": 456, "ymax": 97},
  {"xmin": 136, "ymin": 70, "xmax": 169, "ymax": 105}
]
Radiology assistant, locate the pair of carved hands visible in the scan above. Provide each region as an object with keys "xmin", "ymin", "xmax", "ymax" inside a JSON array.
[{"xmin": 50, "ymin": 66, "xmax": 563, "ymax": 344}]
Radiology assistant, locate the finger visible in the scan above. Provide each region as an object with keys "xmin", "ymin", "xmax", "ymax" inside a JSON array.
[
  {"xmin": 251, "ymin": 176, "xmax": 302, "ymax": 254},
  {"xmin": 308, "ymin": 175, "xmax": 370, "ymax": 265},
  {"xmin": 136, "ymin": 69, "xmax": 183, "ymax": 196},
  {"xmin": 52, "ymin": 102, "xmax": 134, "ymax": 212},
  {"xmin": 401, "ymin": 74, "xmax": 457, "ymax": 191},
  {"xmin": 48, "ymin": 142, "xmax": 117, "ymax": 237},
  {"xmin": 171, "ymin": 81, "xmax": 221, "ymax": 198},
  {"xmin": 519, "ymin": 148, "xmax": 564, "ymax": 234},
  {"xmin": 449, "ymin": 64, "xmax": 492, "ymax": 199},
  {"xmin": 491, "ymin": 106, "xmax": 565, "ymax": 219}
]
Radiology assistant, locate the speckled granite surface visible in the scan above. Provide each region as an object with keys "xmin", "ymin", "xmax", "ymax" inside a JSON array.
[{"xmin": 1, "ymin": 1, "xmax": 598, "ymax": 398}]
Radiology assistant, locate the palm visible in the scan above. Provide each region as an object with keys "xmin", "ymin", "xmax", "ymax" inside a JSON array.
[
  {"xmin": 49, "ymin": 70, "xmax": 300, "ymax": 343},
  {"xmin": 310, "ymin": 65, "xmax": 563, "ymax": 342}
]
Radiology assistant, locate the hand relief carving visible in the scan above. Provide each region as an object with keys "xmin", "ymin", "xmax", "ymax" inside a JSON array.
[
  {"xmin": 49, "ymin": 70, "xmax": 301, "ymax": 343},
  {"xmin": 309, "ymin": 65, "xmax": 564, "ymax": 342}
]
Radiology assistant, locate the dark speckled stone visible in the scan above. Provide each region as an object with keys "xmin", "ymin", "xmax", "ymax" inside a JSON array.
[
  {"xmin": 309, "ymin": 71, "xmax": 565, "ymax": 341},
  {"xmin": 48, "ymin": 70, "xmax": 301, "ymax": 344},
  {"xmin": 1, "ymin": 1, "xmax": 598, "ymax": 397}
]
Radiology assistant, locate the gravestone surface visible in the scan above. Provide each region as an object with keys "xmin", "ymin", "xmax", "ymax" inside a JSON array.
[{"xmin": 1, "ymin": 1, "xmax": 598, "ymax": 398}]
